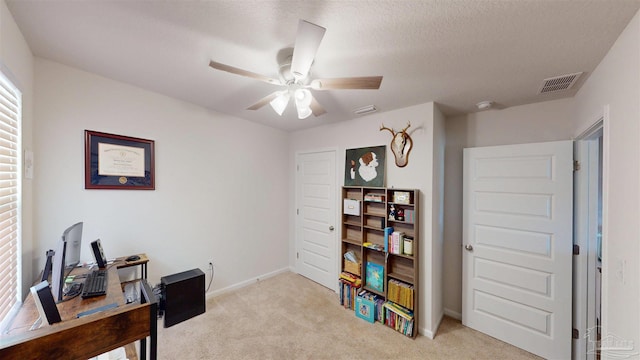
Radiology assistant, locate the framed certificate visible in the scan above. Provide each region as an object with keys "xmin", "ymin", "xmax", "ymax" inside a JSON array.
[{"xmin": 85, "ymin": 130, "xmax": 155, "ymax": 190}]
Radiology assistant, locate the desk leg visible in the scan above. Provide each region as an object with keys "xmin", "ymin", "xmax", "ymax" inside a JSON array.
[
  {"xmin": 140, "ymin": 279, "xmax": 158, "ymax": 360},
  {"xmin": 142, "ymin": 263, "xmax": 147, "ymax": 279},
  {"xmin": 150, "ymin": 305, "xmax": 157, "ymax": 360},
  {"xmin": 141, "ymin": 336, "xmax": 147, "ymax": 359}
]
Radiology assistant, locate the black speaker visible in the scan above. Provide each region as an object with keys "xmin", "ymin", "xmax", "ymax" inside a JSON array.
[
  {"xmin": 41, "ymin": 249, "xmax": 55, "ymax": 282},
  {"xmin": 160, "ymin": 268, "xmax": 205, "ymax": 328},
  {"xmin": 90, "ymin": 239, "xmax": 107, "ymax": 269},
  {"xmin": 30, "ymin": 281, "xmax": 61, "ymax": 325}
]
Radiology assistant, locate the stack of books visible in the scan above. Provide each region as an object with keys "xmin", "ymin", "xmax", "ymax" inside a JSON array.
[
  {"xmin": 364, "ymin": 193, "xmax": 385, "ymax": 202},
  {"xmin": 389, "ymin": 231, "xmax": 405, "ymax": 254},
  {"xmin": 387, "ymin": 279, "xmax": 414, "ymax": 310},
  {"xmin": 339, "ymin": 272, "xmax": 361, "ymax": 310},
  {"xmin": 383, "ymin": 301, "xmax": 414, "ymax": 337}
]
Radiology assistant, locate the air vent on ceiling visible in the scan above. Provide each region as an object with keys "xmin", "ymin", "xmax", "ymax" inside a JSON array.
[
  {"xmin": 538, "ymin": 72, "xmax": 583, "ymax": 94},
  {"xmin": 353, "ymin": 105, "xmax": 377, "ymax": 116}
]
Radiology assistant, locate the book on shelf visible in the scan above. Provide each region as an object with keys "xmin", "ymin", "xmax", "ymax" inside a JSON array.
[
  {"xmin": 355, "ymin": 296, "xmax": 375, "ymax": 323},
  {"xmin": 404, "ymin": 209, "xmax": 415, "ymax": 224},
  {"xmin": 365, "ymin": 262, "xmax": 384, "ymax": 293},
  {"xmin": 358, "ymin": 290, "xmax": 385, "ymax": 323},
  {"xmin": 339, "ymin": 278, "xmax": 361, "ymax": 310},
  {"xmin": 363, "ymin": 242, "xmax": 384, "ymax": 251},
  {"xmin": 384, "ymin": 301, "xmax": 415, "ymax": 337},
  {"xmin": 390, "ymin": 231, "xmax": 405, "ymax": 254},
  {"xmin": 339, "ymin": 271, "xmax": 362, "ymax": 286},
  {"xmin": 383, "ymin": 301, "xmax": 414, "ymax": 320},
  {"xmin": 364, "ymin": 193, "xmax": 385, "ymax": 202},
  {"xmin": 387, "ymin": 279, "xmax": 414, "ymax": 310},
  {"xmin": 383, "ymin": 227, "xmax": 393, "ymax": 252}
]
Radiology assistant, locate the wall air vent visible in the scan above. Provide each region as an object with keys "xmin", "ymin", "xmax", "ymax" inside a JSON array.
[{"xmin": 538, "ymin": 72, "xmax": 583, "ymax": 94}]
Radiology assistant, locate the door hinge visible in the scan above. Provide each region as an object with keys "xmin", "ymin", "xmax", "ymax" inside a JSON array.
[
  {"xmin": 573, "ymin": 328, "xmax": 579, "ymax": 339},
  {"xmin": 573, "ymin": 244, "xmax": 580, "ymax": 255},
  {"xmin": 297, "ymin": 165, "xmax": 300, "ymax": 171},
  {"xmin": 296, "ymin": 252, "xmax": 299, "ymax": 259},
  {"xmin": 297, "ymin": 209, "xmax": 299, "ymax": 215},
  {"xmin": 573, "ymin": 160, "xmax": 581, "ymax": 171}
]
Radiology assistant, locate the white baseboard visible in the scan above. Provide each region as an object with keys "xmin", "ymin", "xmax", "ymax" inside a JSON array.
[
  {"xmin": 419, "ymin": 311, "xmax": 444, "ymax": 339},
  {"xmin": 444, "ymin": 308, "xmax": 462, "ymax": 320},
  {"xmin": 421, "ymin": 326, "xmax": 435, "ymax": 339},
  {"xmin": 205, "ymin": 267, "xmax": 290, "ymax": 299}
]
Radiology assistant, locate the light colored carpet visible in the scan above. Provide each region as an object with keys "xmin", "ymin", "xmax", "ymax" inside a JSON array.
[{"xmin": 157, "ymin": 271, "xmax": 541, "ymax": 359}]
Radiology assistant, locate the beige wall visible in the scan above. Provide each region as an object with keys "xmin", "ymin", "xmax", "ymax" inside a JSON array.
[
  {"xmin": 442, "ymin": 98, "xmax": 576, "ymax": 317},
  {"xmin": 572, "ymin": 10, "xmax": 640, "ymax": 353},
  {"xmin": 33, "ymin": 59, "xmax": 291, "ymax": 292}
]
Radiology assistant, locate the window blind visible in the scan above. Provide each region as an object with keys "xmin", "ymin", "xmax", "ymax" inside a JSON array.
[{"xmin": 0, "ymin": 71, "xmax": 21, "ymax": 329}]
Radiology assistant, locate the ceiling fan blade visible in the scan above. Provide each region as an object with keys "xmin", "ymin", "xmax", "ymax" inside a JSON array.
[
  {"xmin": 290, "ymin": 20, "xmax": 326, "ymax": 81},
  {"xmin": 247, "ymin": 91, "xmax": 281, "ymax": 110},
  {"xmin": 310, "ymin": 76, "xmax": 383, "ymax": 90},
  {"xmin": 309, "ymin": 95, "xmax": 327, "ymax": 117},
  {"xmin": 209, "ymin": 60, "xmax": 281, "ymax": 85}
]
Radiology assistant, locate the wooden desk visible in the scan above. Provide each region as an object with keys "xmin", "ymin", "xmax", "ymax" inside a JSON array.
[
  {"xmin": 115, "ymin": 253, "xmax": 149, "ymax": 279},
  {"xmin": 0, "ymin": 265, "xmax": 157, "ymax": 360}
]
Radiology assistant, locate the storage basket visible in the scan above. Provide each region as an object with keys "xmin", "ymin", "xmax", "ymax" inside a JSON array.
[{"xmin": 344, "ymin": 260, "xmax": 361, "ymax": 276}]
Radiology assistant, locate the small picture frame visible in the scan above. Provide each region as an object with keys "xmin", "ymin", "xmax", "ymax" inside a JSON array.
[
  {"xmin": 393, "ymin": 191, "xmax": 411, "ymax": 204},
  {"xmin": 85, "ymin": 130, "xmax": 155, "ymax": 190}
]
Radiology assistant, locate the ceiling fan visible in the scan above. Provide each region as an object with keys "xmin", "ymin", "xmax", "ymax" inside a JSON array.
[{"xmin": 209, "ymin": 19, "xmax": 383, "ymax": 119}]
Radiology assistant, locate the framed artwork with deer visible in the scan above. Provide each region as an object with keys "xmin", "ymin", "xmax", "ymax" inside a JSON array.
[{"xmin": 344, "ymin": 145, "xmax": 386, "ymax": 187}]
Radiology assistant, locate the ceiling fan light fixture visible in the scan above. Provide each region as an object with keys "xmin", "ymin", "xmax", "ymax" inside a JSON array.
[
  {"xmin": 296, "ymin": 105, "xmax": 313, "ymax": 119},
  {"xmin": 270, "ymin": 91, "xmax": 290, "ymax": 116},
  {"xmin": 294, "ymin": 89, "xmax": 313, "ymax": 119}
]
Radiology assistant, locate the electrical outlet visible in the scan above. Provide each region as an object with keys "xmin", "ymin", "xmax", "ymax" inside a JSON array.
[{"xmin": 208, "ymin": 259, "xmax": 214, "ymax": 268}]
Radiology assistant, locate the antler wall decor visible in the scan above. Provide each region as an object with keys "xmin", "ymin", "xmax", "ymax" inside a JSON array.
[{"xmin": 380, "ymin": 122, "xmax": 413, "ymax": 168}]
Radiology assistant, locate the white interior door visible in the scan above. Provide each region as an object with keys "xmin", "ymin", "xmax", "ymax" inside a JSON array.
[
  {"xmin": 296, "ymin": 150, "xmax": 336, "ymax": 290},
  {"xmin": 462, "ymin": 140, "xmax": 573, "ymax": 359}
]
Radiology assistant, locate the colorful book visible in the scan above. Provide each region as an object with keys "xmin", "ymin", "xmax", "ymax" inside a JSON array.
[
  {"xmin": 365, "ymin": 262, "xmax": 384, "ymax": 293},
  {"xmin": 355, "ymin": 296, "xmax": 375, "ymax": 323},
  {"xmin": 384, "ymin": 227, "xmax": 393, "ymax": 252},
  {"xmin": 339, "ymin": 271, "xmax": 362, "ymax": 286}
]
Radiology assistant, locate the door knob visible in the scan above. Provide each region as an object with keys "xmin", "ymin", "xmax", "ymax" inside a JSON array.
[
  {"xmin": 464, "ymin": 244, "xmax": 473, "ymax": 251},
  {"xmin": 329, "ymin": 226, "xmax": 335, "ymax": 231}
]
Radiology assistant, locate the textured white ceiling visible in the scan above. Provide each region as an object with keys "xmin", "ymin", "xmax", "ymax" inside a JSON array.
[{"xmin": 6, "ymin": 0, "xmax": 640, "ymax": 132}]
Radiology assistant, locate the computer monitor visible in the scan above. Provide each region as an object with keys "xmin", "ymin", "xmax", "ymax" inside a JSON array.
[{"xmin": 51, "ymin": 222, "xmax": 83, "ymax": 303}]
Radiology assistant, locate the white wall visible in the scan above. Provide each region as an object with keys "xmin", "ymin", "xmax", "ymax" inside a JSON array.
[
  {"xmin": 0, "ymin": 0, "xmax": 34, "ymax": 298},
  {"xmin": 442, "ymin": 98, "xmax": 576, "ymax": 317},
  {"xmin": 289, "ymin": 102, "xmax": 444, "ymax": 337},
  {"xmin": 33, "ymin": 59, "xmax": 290, "ymax": 291},
  {"xmin": 572, "ymin": 10, "xmax": 640, "ymax": 355}
]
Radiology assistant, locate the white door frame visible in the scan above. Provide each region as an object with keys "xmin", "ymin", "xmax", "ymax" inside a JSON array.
[
  {"xmin": 294, "ymin": 148, "xmax": 340, "ymax": 292},
  {"xmin": 573, "ymin": 118, "xmax": 604, "ymax": 359}
]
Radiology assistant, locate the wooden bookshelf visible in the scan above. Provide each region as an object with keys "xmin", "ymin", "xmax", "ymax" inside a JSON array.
[{"xmin": 340, "ymin": 186, "xmax": 419, "ymax": 338}]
